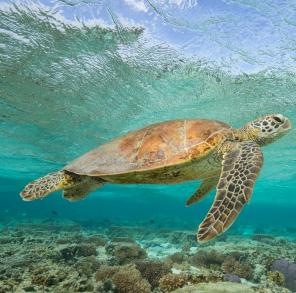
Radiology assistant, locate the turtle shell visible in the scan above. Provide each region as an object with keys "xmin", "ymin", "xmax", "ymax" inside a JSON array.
[{"xmin": 64, "ymin": 119, "xmax": 231, "ymax": 176}]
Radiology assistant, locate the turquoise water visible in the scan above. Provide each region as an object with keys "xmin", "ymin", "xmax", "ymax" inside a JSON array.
[
  {"xmin": 1, "ymin": 0, "xmax": 296, "ymax": 230},
  {"xmin": 1, "ymin": 1, "xmax": 296, "ymax": 292}
]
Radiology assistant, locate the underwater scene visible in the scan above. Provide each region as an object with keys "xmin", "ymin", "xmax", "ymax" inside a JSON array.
[{"xmin": 1, "ymin": 0, "xmax": 296, "ymax": 292}]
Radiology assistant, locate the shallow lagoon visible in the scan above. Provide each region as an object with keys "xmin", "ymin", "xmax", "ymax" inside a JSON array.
[{"xmin": 1, "ymin": 1, "xmax": 296, "ymax": 292}]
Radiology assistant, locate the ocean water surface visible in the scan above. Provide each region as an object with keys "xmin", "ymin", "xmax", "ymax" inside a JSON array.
[{"xmin": 1, "ymin": 1, "xmax": 296, "ymax": 292}]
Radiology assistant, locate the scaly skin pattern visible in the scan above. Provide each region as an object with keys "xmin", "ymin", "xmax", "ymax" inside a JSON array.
[
  {"xmin": 197, "ymin": 141, "xmax": 263, "ymax": 242},
  {"xmin": 20, "ymin": 171, "xmax": 78, "ymax": 201}
]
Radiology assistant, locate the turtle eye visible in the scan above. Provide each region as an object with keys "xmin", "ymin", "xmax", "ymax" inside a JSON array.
[{"xmin": 273, "ymin": 116, "xmax": 283, "ymax": 123}]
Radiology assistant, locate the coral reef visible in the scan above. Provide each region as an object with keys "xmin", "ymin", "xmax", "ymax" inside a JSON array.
[
  {"xmin": 111, "ymin": 264, "xmax": 151, "ymax": 293},
  {"xmin": 224, "ymin": 273, "xmax": 241, "ymax": 283},
  {"xmin": 189, "ymin": 249, "xmax": 225, "ymax": 270},
  {"xmin": 105, "ymin": 240, "xmax": 147, "ymax": 265},
  {"xmin": 30, "ymin": 266, "xmax": 65, "ymax": 286},
  {"xmin": 74, "ymin": 256, "xmax": 101, "ymax": 276},
  {"xmin": 95, "ymin": 279, "xmax": 116, "ymax": 292},
  {"xmin": 158, "ymin": 271, "xmax": 222, "ymax": 292},
  {"xmin": 159, "ymin": 273, "xmax": 190, "ymax": 292},
  {"xmin": 135, "ymin": 260, "xmax": 172, "ymax": 289},
  {"xmin": 167, "ymin": 252, "xmax": 185, "ymax": 264},
  {"xmin": 252, "ymin": 234, "xmax": 276, "ymax": 244},
  {"xmin": 95, "ymin": 265, "xmax": 120, "ymax": 282},
  {"xmin": 271, "ymin": 259, "xmax": 296, "ymax": 291},
  {"xmin": 267, "ymin": 271, "xmax": 285, "ymax": 286},
  {"xmin": 83, "ymin": 235, "xmax": 108, "ymax": 246},
  {"xmin": 95, "ymin": 264, "xmax": 151, "ymax": 292},
  {"xmin": 171, "ymin": 281, "xmax": 256, "ymax": 293},
  {"xmin": 60, "ymin": 244, "xmax": 97, "ymax": 261},
  {"xmin": 0, "ymin": 220, "xmax": 295, "ymax": 293},
  {"xmin": 221, "ymin": 256, "xmax": 253, "ymax": 279}
]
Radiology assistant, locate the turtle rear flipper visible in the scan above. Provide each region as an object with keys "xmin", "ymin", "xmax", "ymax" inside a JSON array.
[
  {"xmin": 20, "ymin": 171, "xmax": 78, "ymax": 201},
  {"xmin": 186, "ymin": 177, "xmax": 219, "ymax": 206}
]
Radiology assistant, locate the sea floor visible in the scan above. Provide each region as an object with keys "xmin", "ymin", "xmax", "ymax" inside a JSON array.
[{"xmin": 0, "ymin": 218, "xmax": 295, "ymax": 293}]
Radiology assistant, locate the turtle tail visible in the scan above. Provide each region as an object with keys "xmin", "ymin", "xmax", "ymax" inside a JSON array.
[{"xmin": 20, "ymin": 170, "xmax": 77, "ymax": 201}]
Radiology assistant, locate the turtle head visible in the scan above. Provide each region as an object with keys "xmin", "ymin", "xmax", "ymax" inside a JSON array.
[{"xmin": 243, "ymin": 114, "xmax": 291, "ymax": 145}]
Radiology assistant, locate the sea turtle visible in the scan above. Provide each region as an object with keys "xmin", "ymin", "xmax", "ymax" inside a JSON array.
[{"xmin": 20, "ymin": 114, "xmax": 291, "ymax": 242}]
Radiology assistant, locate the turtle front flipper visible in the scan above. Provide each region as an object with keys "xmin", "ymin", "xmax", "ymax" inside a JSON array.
[
  {"xmin": 20, "ymin": 171, "xmax": 78, "ymax": 201},
  {"xmin": 197, "ymin": 141, "xmax": 263, "ymax": 243},
  {"xmin": 63, "ymin": 178, "xmax": 103, "ymax": 202},
  {"xmin": 186, "ymin": 177, "xmax": 219, "ymax": 206}
]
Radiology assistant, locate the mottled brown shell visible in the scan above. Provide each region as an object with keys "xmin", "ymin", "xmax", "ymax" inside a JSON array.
[{"xmin": 64, "ymin": 119, "xmax": 231, "ymax": 176}]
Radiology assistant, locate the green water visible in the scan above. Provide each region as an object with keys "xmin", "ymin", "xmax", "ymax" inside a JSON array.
[{"xmin": 1, "ymin": 0, "xmax": 296, "ymax": 232}]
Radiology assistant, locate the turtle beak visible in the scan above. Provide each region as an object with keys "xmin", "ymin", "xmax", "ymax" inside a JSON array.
[{"xmin": 282, "ymin": 118, "xmax": 291, "ymax": 130}]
